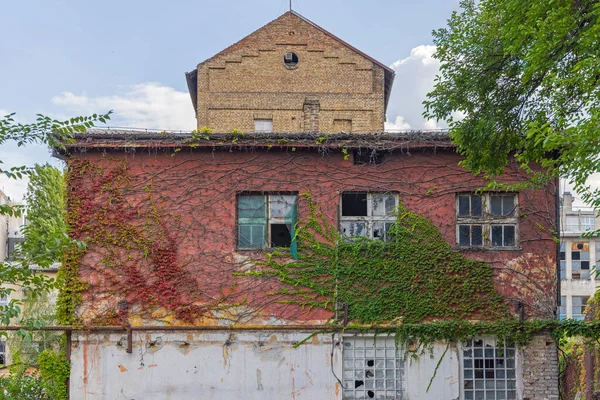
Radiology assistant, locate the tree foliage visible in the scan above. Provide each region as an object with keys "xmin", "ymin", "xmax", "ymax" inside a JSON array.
[
  {"xmin": 424, "ymin": 0, "xmax": 600, "ymax": 205},
  {"xmin": 20, "ymin": 165, "xmax": 66, "ymax": 268},
  {"xmin": 0, "ymin": 111, "xmax": 111, "ymax": 326}
]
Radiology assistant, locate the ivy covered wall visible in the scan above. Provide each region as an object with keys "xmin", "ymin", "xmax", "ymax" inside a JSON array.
[{"xmin": 60, "ymin": 143, "xmax": 557, "ymax": 327}]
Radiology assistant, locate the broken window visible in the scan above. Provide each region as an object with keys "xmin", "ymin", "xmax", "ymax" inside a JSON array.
[
  {"xmin": 237, "ymin": 194, "xmax": 297, "ymax": 249},
  {"xmin": 343, "ymin": 335, "xmax": 405, "ymax": 399},
  {"xmin": 340, "ymin": 193, "xmax": 397, "ymax": 241},
  {"xmin": 462, "ymin": 337, "xmax": 516, "ymax": 400},
  {"xmin": 456, "ymin": 193, "xmax": 518, "ymax": 249},
  {"xmin": 570, "ymin": 242, "xmax": 590, "ymax": 280},
  {"xmin": 352, "ymin": 149, "xmax": 385, "ymax": 165}
]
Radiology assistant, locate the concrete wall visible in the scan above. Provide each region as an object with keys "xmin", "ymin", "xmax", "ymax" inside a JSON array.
[
  {"xmin": 194, "ymin": 12, "xmax": 387, "ymax": 133},
  {"xmin": 70, "ymin": 332, "xmax": 464, "ymax": 400},
  {"xmin": 71, "ymin": 332, "xmax": 558, "ymax": 400}
]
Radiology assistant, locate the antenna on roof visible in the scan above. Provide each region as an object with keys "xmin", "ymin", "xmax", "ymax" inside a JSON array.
[{"xmin": 289, "ymin": 0, "xmax": 292, "ymax": 11}]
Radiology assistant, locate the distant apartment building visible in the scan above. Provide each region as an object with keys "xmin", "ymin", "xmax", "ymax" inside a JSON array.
[
  {"xmin": 559, "ymin": 192, "xmax": 600, "ymax": 319},
  {"xmin": 0, "ymin": 190, "xmax": 24, "ymax": 365},
  {"xmin": 0, "ymin": 190, "xmax": 58, "ymax": 368}
]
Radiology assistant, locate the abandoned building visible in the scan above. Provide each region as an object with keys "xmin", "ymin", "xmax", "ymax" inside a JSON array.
[{"xmin": 57, "ymin": 11, "xmax": 560, "ymax": 400}]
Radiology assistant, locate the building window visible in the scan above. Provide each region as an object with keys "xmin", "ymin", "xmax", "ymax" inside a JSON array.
[
  {"xmin": 581, "ymin": 217, "xmax": 595, "ymax": 232},
  {"xmin": 283, "ymin": 52, "xmax": 299, "ymax": 68},
  {"xmin": 559, "ymin": 242, "xmax": 566, "ymax": 280},
  {"xmin": 254, "ymin": 119, "xmax": 273, "ymax": 133},
  {"xmin": 566, "ymin": 216, "xmax": 579, "ymax": 231},
  {"xmin": 572, "ymin": 296, "xmax": 590, "ymax": 320},
  {"xmin": 558, "ymin": 296, "xmax": 566, "ymax": 320},
  {"xmin": 456, "ymin": 193, "xmax": 518, "ymax": 249},
  {"xmin": 340, "ymin": 193, "xmax": 397, "ymax": 241},
  {"xmin": 571, "ymin": 242, "xmax": 590, "ymax": 280},
  {"xmin": 342, "ymin": 335, "xmax": 405, "ymax": 399},
  {"xmin": 462, "ymin": 337, "xmax": 516, "ymax": 400},
  {"xmin": 353, "ymin": 149, "xmax": 385, "ymax": 165},
  {"xmin": 237, "ymin": 194, "xmax": 297, "ymax": 249},
  {"xmin": 0, "ymin": 341, "xmax": 5, "ymax": 365}
]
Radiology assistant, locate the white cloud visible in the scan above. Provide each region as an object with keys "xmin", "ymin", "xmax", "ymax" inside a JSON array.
[
  {"xmin": 52, "ymin": 83, "xmax": 196, "ymax": 131},
  {"xmin": 384, "ymin": 116, "xmax": 411, "ymax": 131},
  {"xmin": 385, "ymin": 45, "xmax": 443, "ymax": 131}
]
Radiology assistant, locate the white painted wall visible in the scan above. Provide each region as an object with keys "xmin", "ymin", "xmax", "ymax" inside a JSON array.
[{"xmin": 70, "ymin": 332, "xmax": 465, "ymax": 400}]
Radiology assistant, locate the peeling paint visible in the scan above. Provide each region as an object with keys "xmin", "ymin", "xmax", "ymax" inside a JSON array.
[{"xmin": 118, "ymin": 364, "xmax": 127, "ymax": 373}]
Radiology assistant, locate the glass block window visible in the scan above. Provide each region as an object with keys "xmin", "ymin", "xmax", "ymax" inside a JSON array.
[
  {"xmin": 342, "ymin": 335, "xmax": 404, "ymax": 399},
  {"xmin": 341, "ymin": 193, "xmax": 398, "ymax": 241},
  {"xmin": 572, "ymin": 296, "xmax": 590, "ymax": 320},
  {"xmin": 237, "ymin": 194, "xmax": 297, "ymax": 249},
  {"xmin": 559, "ymin": 242, "xmax": 566, "ymax": 280},
  {"xmin": 457, "ymin": 193, "xmax": 518, "ymax": 249},
  {"xmin": 462, "ymin": 337, "xmax": 516, "ymax": 400},
  {"xmin": 571, "ymin": 242, "xmax": 590, "ymax": 280},
  {"xmin": 558, "ymin": 296, "xmax": 566, "ymax": 320}
]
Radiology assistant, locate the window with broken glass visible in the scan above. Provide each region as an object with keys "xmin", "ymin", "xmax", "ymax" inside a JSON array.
[
  {"xmin": 342, "ymin": 335, "xmax": 405, "ymax": 400},
  {"xmin": 340, "ymin": 193, "xmax": 398, "ymax": 241},
  {"xmin": 456, "ymin": 193, "xmax": 518, "ymax": 249},
  {"xmin": 570, "ymin": 242, "xmax": 590, "ymax": 280},
  {"xmin": 462, "ymin": 337, "xmax": 517, "ymax": 400},
  {"xmin": 237, "ymin": 194, "xmax": 297, "ymax": 249}
]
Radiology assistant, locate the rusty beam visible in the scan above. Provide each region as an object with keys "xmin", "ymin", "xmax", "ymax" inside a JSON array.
[{"xmin": 0, "ymin": 324, "xmax": 342, "ymax": 332}]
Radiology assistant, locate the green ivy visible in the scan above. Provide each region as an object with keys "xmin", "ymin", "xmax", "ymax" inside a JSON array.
[{"xmin": 245, "ymin": 194, "xmax": 600, "ymax": 348}]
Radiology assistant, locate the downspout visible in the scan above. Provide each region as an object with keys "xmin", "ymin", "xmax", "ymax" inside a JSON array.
[{"xmin": 554, "ymin": 162, "xmax": 561, "ymax": 312}]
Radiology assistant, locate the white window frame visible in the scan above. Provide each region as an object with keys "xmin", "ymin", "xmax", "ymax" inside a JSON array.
[
  {"xmin": 461, "ymin": 336, "xmax": 517, "ymax": 400},
  {"xmin": 340, "ymin": 193, "xmax": 398, "ymax": 241},
  {"xmin": 581, "ymin": 216, "xmax": 595, "ymax": 232},
  {"xmin": 456, "ymin": 193, "xmax": 519, "ymax": 249},
  {"xmin": 253, "ymin": 119, "xmax": 273, "ymax": 133},
  {"xmin": 572, "ymin": 296, "xmax": 590, "ymax": 320},
  {"xmin": 342, "ymin": 334, "xmax": 405, "ymax": 399},
  {"xmin": 558, "ymin": 296, "xmax": 566, "ymax": 320},
  {"xmin": 237, "ymin": 194, "xmax": 297, "ymax": 250}
]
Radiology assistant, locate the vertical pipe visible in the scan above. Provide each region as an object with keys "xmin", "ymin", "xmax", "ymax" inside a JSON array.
[
  {"xmin": 555, "ymin": 175, "xmax": 561, "ymax": 310},
  {"xmin": 65, "ymin": 331, "xmax": 72, "ymax": 400},
  {"xmin": 126, "ymin": 328, "xmax": 133, "ymax": 354}
]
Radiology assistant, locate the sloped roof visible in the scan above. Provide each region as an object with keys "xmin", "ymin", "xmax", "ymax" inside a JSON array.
[{"xmin": 185, "ymin": 11, "xmax": 395, "ymax": 116}]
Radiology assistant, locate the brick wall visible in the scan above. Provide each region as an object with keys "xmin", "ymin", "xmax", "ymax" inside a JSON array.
[
  {"xmin": 193, "ymin": 12, "xmax": 386, "ymax": 132},
  {"xmin": 67, "ymin": 147, "xmax": 557, "ymax": 325},
  {"xmin": 521, "ymin": 332, "xmax": 560, "ymax": 400}
]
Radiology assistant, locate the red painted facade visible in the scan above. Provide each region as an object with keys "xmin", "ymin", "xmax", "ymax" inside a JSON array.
[{"xmin": 62, "ymin": 136, "xmax": 557, "ymax": 326}]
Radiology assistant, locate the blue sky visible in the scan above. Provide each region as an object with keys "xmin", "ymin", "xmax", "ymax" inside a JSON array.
[{"xmin": 0, "ymin": 0, "xmax": 588, "ymax": 204}]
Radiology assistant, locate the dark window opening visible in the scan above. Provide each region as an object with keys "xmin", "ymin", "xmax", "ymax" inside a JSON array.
[
  {"xmin": 342, "ymin": 193, "xmax": 368, "ymax": 216},
  {"xmin": 353, "ymin": 149, "xmax": 385, "ymax": 165},
  {"xmin": 270, "ymin": 224, "xmax": 291, "ymax": 247},
  {"xmin": 284, "ymin": 52, "xmax": 299, "ymax": 68}
]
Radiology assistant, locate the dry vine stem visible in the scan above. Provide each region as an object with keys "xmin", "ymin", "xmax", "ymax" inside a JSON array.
[{"xmin": 55, "ymin": 130, "xmax": 558, "ymax": 344}]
